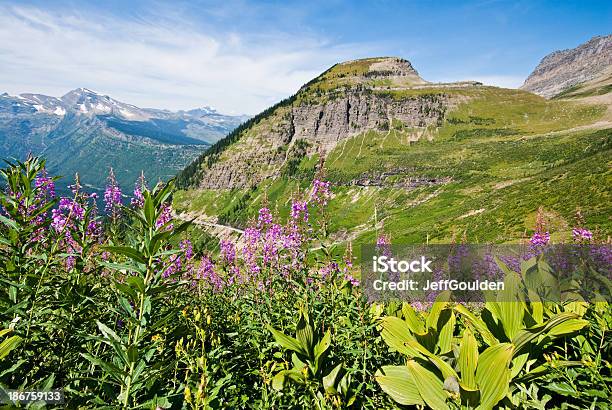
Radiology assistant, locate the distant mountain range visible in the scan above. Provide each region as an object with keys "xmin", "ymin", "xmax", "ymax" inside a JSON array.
[{"xmin": 0, "ymin": 88, "xmax": 249, "ymax": 194}]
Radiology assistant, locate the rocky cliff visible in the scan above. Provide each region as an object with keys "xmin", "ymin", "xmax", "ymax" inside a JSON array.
[
  {"xmin": 181, "ymin": 57, "xmax": 472, "ymax": 189},
  {"xmin": 521, "ymin": 35, "xmax": 612, "ymax": 98}
]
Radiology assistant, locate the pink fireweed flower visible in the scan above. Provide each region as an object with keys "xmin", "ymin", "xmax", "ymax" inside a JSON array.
[
  {"xmin": 290, "ymin": 200, "xmax": 308, "ymax": 221},
  {"xmin": 156, "ymin": 204, "xmax": 173, "ymax": 230},
  {"xmin": 344, "ymin": 274, "xmax": 360, "ymax": 286},
  {"xmin": 320, "ymin": 262, "xmax": 339, "ymax": 280},
  {"xmin": 258, "ymin": 207, "xmax": 273, "ymax": 226},
  {"xmin": 104, "ymin": 169, "xmax": 122, "ymax": 217},
  {"xmin": 376, "ymin": 233, "xmax": 392, "ymax": 257},
  {"xmin": 197, "ymin": 255, "xmax": 224, "ymax": 291},
  {"xmin": 51, "ymin": 198, "xmax": 85, "ymax": 232},
  {"xmin": 219, "ymin": 239, "xmax": 236, "ymax": 265},
  {"xmin": 530, "ymin": 207, "xmax": 549, "ymax": 247},
  {"xmin": 130, "ymin": 173, "xmax": 147, "ymax": 208},
  {"xmin": 529, "ymin": 231, "xmax": 550, "ymax": 247},
  {"xmin": 243, "ymin": 227, "xmax": 262, "ymax": 274},
  {"xmin": 131, "ymin": 187, "xmax": 144, "ymax": 208},
  {"xmin": 163, "ymin": 254, "xmax": 182, "ymax": 278},
  {"xmin": 180, "ymin": 239, "xmax": 194, "ymax": 260},
  {"xmin": 572, "ymin": 227, "xmax": 593, "ymax": 242},
  {"xmin": 310, "ymin": 179, "xmax": 331, "ymax": 206},
  {"xmin": 34, "ymin": 169, "xmax": 55, "ymax": 199}
]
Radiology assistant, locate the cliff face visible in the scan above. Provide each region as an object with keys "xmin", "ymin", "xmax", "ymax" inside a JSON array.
[
  {"xmin": 521, "ymin": 35, "xmax": 612, "ymax": 98},
  {"xmin": 188, "ymin": 57, "xmax": 466, "ymax": 190}
]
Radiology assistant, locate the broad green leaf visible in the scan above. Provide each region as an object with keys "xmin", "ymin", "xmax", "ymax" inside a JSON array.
[
  {"xmin": 546, "ymin": 318, "xmax": 588, "ymax": 338},
  {"xmin": 475, "ymin": 343, "xmax": 514, "ymax": 409},
  {"xmin": 323, "ymin": 363, "xmax": 343, "ymax": 394},
  {"xmin": 402, "ymin": 302, "xmax": 425, "ymax": 334},
  {"xmin": 436, "ymin": 309, "xmax": 455, "ymax": 354},
  {"xmin": 375, "ymin": 365, "xmax": 424, "ymax": 406},
  {"xmin": 380, "ymin": 316, "xmax": 420, "ymax": 356},
  {"xmin": 454, "ymin": 304, "xmax": 499, "ymax": 346},
  {"xmin": 296, "ymin": 312, "xmax": 314, "ymax": 355},
  {"xmin": 272, "ymin": 370, "xmax": 286, "ymax": 391},
  {"xmin": 0, "ymin": 334, "xmax": 22, "ymax": 360},
  {"xmin": 497, "ymin": 272, "xmax": 526, "ymax": 340},
  {"xmin": 528, "ymin": 290, "xmax": 544, "ymax": 324},
  {"xmin": 267, "ymin": 325, "xmax": 306, "ymax": 356},
  {"xmin": 512, "ymin": 312, "xmax": 584, "ymax": 355},
  {"xmin": 404, "ymin": 340, "xmax": 458, "ymax": 380},
  {"xmin": 458, "ymin": 328, "xmax": 478, "ymax": 389},
  {"xmin": 314, "ymin": 330, "xmax": 331, "ymax": 368},
  {"xmin": 426, "ymin": 291, "xmax": 451, "ymax": 330},
  {"xmin": 406, "ymin": 360, "xmax": 449, "ymax": 410}
]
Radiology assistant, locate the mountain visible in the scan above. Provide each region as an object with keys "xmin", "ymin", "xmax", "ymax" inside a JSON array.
[
  {"xmin": 175, "ymin": 56, "xmax": 611, "ymax": 246},
  {"xmin": 0, "ymin": 88, "xmax": 249, "ymax": 194},
  {"xmin": 521, "ymin": 35, "xmax": 612, "ymax": 98}
]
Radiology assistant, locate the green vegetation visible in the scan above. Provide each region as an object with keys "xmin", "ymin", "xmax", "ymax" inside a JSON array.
[
  {"xmin": 1, "ymin": 157, "xmax": 610, "ymax": 408},
  {"xmin": 175, "ymin": 84, "xmax": 611, "ymax": 247}
]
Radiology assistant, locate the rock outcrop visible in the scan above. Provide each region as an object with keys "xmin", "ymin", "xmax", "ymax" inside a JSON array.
[
  {"xmin": 520, "ymin": 35, "xmax": 612, "ymax": 98},
  {"xmin": 195, "ymin": 93, "xmax": 454, "ymax": 189},
  {"xmin": 183, "ymin": 57, "xmax": 477, "ymax": 190}
]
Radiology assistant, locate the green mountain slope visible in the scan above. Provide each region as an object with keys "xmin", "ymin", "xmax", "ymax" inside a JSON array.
[{"xmin": 175, "ymin": 57, "xmax": 612, "ymax": 246}]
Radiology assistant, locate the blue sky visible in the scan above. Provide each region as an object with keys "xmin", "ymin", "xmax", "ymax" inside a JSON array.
[{"xmin": 1, "ymin": 0, "xmax": 610, "ymax": 114}]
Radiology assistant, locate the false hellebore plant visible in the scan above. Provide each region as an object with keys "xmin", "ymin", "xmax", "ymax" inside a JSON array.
[
  {"xmin": 267, "ymin": 308, "xmax": 356, "ymax": 408},
  {"xmin": 375, "ymin": 259, "xmax": 590, "ymax": 409}
]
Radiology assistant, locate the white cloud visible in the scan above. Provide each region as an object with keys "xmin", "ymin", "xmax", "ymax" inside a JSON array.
[{"xmin": 0, "ymin": 4, "xmax": 368, "ymax": 114}]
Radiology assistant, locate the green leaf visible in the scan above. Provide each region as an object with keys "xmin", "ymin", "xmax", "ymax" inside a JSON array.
[
  {"xmin": 323, "ymin": 363, "xmax": 343, "ymax": 394},
  {"xmin": 436, "ymin": 309, "xmax": 456, "ymax": 354},
  {"xmin": 272, "ymin": 371, "xmax": 286, "ymax": 391},
  {"xmin": 144, "ymin": 195, "xmax": 156, "ymax": 226},
  {"xmin": 127, "ymin": 345, "xmax": 139, "ymax": 363},
  {"xmin": 81, "ymin": 353, "xmax": 127, "ymax": 383},
  {"xmin": 313, "ymin": 329, "xmax": 331, "ymax": 374},
  {"xmin": 375, "ymin": 365, "xmax": 425, "ymax": 406},
  {"xmin": 512, "ymin": 312, "xmax": 584, "ymax": 355},
  {"xmin": 458, "ymin": 328, "xmax": 478, "ymax": 390},
  {"xmin": 404, "ymin": 340, "xmax": 458, "ymax": 381},
  {"xmin": 126, "ymin": 276, "xmax": 146, "ymax": 294},
  {"xmin": 496, "ymin": 271, "xmax": 526, "ymax": 340},
  {"xmin": 475, "ymin": 343, "xmax": 514, "ymax": 409},
  {"xmin": 402, "ymin": 302, "xmax": 426, "ymax": 334},
  {"xmin": 267, "ymin": 325, "xmax": 306, "ymax": 356},
  {"xmin": 102, "ymin": 246, "xmax": 147, "ymax": 265},
  {"xmin": 296, "ymin": 312, "xmax": 314, "ymax": 356},
  {"xmin": 0, "ymin": 334, "xmax": 22, "ymax": 360},
  {"xmin": 406, "ymin": 360, "xmax": 449, "ymax": 410},
  {"xmin": 426, "ymin": 291, "xmax": 451, "ymax": 330},
  {"xmin": 380, "ymin": 316, "xmax": 420, "ymax": 356},
  {"xmin": 455, "ymin": 304, "xmax": 499, "ymax": 346}
]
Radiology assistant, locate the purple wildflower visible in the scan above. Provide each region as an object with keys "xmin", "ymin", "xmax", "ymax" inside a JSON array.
[
  {"xmin": 156, "ymin": 204, "xmax": 173, "ymax": 230},
  {"xmin": 104, "ymin": 169, "xmax": 122, "ymax": 217},
  {"xmin": 572, "ymin": 227, "xmax": 593, "ymax": 242},
  {"xmin": 310, "ymin": 179, "xmax": 331, "ymax": 206}
]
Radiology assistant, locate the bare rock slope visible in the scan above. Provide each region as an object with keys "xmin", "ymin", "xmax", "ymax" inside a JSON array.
[{"xmin": 521, "ymin": 35, "xmax": 612, "ymax": 98}]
